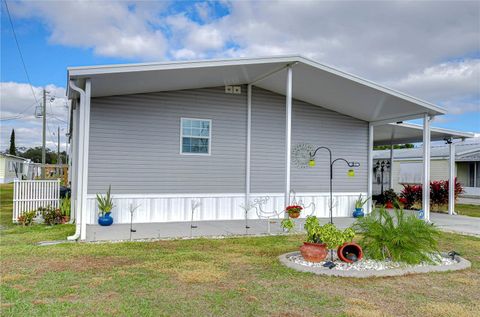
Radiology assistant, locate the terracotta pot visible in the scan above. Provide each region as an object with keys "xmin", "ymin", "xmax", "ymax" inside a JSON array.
[
  {"xmin": 300, "ymin": 242, "xmax": 328, "ymax": 262},
  {"xmin": 337, "ymin": 242, "xmax": 363, "ymax": 263},
  {"xmin": 385, "ymin": 201, "xmax": 394, "ymax": 208},
  {"xmin": 288, "ymin": 211, "xmax": 300, "ymax": 218}
]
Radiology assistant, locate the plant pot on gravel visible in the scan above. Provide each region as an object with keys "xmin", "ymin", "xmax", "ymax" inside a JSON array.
[
  {"xmin": 301, "ymin": 216, "xmax": 356, "ymax": 263},
  {"xmin": 300, "ymin": 242, "xmax": 328, "ymax": 262},
  {"xmin": 337, "ymin": 242, "xmax": 363, "ymax": 263}
]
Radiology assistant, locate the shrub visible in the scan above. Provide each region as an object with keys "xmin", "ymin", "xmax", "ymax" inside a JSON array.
[
  {"xmin": 60, "ymin": 195, "xmax": 71, "ymax": 218},
  {"xmin": 303, "ymin": 216, "xmax": 355, "ymax": 249},
  {"xmin": 18, "ymin": 210, "xmax": 36, "ymax": 226},
  {"xmin": 39, "ymin": 206, "xmax": 63, "ymax": 225},
  {"xmin": 400, "ymin": 184, "xmax": 422, "ymax": 209},
  {"xmin": 400, "ymin": 179, "xmax": 464, "ymax": 211},
  {"xmin": 353, "ymin": 207, "xmax": 441, "ymax": 264}
]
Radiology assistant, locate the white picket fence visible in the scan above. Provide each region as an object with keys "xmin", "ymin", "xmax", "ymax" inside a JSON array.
[{"xmin": 13, "ymin": 179, "xmax": 61, "ymax": 222}]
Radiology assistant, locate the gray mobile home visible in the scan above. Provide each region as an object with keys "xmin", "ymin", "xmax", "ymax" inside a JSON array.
[{"xmin": 66, "ymin": 55, "xmax": 456, "ymax": 241}]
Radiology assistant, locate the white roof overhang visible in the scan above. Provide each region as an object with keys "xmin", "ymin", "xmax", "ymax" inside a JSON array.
[
  {"xmin": 374, "ymin": 122, "xmax": 475, "ymax": 146},
  {"xmin": 67, "ymin": 55, "xmax": 446, "ymax": 123}
]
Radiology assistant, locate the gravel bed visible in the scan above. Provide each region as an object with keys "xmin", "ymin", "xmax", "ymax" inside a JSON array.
[
  {"xmin": 287, "ymin": 252, "xmax": 456, "ymax": 271},
  {"xmin": 279, "ymin": 251, "xmax": 471, "ymax": 277}
]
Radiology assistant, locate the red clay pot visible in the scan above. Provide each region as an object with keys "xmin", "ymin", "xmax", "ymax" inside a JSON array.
[
  {"xmin": 337, "ymin": 242, "xmax": 363, "ymax": 263},
  {"xmin": 300, "ymin": 242, "xmax": 328, "ymax": 262},
  {"xmin": 288, "ymin": 211, "xmax": 300, "ymax": 218}
]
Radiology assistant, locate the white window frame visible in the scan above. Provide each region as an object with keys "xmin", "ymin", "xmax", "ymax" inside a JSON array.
[{"xmin": 179, "ymin": 117, "xmax": 212, "ymax": 156}]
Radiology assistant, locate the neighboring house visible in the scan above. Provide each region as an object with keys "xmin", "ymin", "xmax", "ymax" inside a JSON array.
[
  {"xmin": 65, "ymin": 55, "xmax": 472, "ymax": 241},
  {"xmin": 0, "ymin": 154, "xmax": 31, "ymax": 183},
  {"xmin": 374, "ymin": 138, "xmax": 480, "ymax": 197}
]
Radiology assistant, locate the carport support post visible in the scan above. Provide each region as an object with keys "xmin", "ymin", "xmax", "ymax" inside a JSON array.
[
  {"xmin": 367, "ymin": 123, "xmax": 374, "ymax": 213},
  {"xmin": 245, "ymin": 84, "xmax": 252, "ymax": 209},
  {"xmin": 448, "ymin": 141, "xmax": 456, "ymax": 215},
  {"xmin": 284, "ymin": 66, "xmax": 293, "ymax": 210},
  {"xmin": 422, "ymin": 114, "xmax": 431, "ymax": 221},
  {"xmin": 389, "ymin": 144, "xmax": 394, "ymax": 189}
]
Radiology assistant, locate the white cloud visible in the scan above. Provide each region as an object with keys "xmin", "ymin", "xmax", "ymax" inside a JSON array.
[
  {"xmin": 6, "ymin": 0, "xmax": 480, "ymax": 130},
  {"xmin": 0, "ymin": 82, "xmax": 69, "ymax": 150},
  {"xmin": 10, "ymin": 0, "xmax": 168, "ymax": 60}
]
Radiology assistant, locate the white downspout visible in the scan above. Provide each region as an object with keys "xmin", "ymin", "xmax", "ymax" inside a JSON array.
[{"xmin": 67, "ymin": 80, "xmax": 85, "ymax": 241}]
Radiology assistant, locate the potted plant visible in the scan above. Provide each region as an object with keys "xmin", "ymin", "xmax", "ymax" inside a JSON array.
[
  {"xmin": 285, "ymin": 205, "xmax": 303, "ymax": 218},
  {"xmin": 300, "ymin": 216, "xmax": 356, "ymax": 262},
  {"xmin": 382, "ymin": 189, "xmax": 397, "ymax": 208},
  {"xmin": 97, "ymin": 185, "xmax": 114, "ymax": 226},
  {"xmin": 353, "ymin": 194, "xmax": 369, "ymax": 218}
]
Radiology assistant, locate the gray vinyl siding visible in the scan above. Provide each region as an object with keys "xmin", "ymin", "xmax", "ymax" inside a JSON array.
[
  {"xmin": 88, "ymin": 87, "xmax": 247, "ymax": 194},
  {"xmin": 87, "ymin": 86, "xmax": 368, "ymax": 194},
  {"xmin": 250, "ymin": 88, "xmax": 368, "ymax": 193}
]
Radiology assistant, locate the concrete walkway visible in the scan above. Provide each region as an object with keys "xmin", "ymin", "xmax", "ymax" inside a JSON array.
[{"xmin": 86, "ymin": 212, "xmax": 480, "ymax": 242}]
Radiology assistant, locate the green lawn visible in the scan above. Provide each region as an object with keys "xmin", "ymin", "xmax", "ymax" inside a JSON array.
[
  {"xmin": 433, "ymin": 204, "xmax": 480, "ymax": 218},
  {"xmin": 1, "ymin": 183, "xmax": 480, "ymax": 317}
]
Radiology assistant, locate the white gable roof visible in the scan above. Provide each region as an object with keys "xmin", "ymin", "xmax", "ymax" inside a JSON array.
[{"xmin": 67, "ymin": 55, "xmax": 446, "ymax": 123}]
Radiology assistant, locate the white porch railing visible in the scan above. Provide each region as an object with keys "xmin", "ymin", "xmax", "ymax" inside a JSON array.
[{"xmin": 13, "ymin": 179, "xmax": 61, "ymax": 222}]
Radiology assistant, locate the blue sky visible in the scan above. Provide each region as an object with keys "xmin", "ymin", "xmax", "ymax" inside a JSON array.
[{"xmin": 1, "ymin": 0, "xmax": 479, "ymax": 150}]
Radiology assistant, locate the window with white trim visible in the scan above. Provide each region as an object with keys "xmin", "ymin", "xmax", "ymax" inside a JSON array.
[{"xmin": 180, "ymin": 118, "xmax": 211, "ymax": 154}]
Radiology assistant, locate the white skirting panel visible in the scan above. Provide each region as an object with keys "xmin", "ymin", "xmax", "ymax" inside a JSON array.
[{"xmin": 85, "ymin": 192, "xmax": 365, "ymax": 224}]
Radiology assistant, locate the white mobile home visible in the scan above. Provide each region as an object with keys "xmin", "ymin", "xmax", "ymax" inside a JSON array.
[
  {"xmin": 0, "ymin": 154, "xmax": 31, "ymax": 183},
  {"xmin": 66, "ymin": 55, "xmax": 464, "ymax": 241}
]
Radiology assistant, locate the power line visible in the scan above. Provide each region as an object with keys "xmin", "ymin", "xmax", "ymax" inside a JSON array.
[
  {"xmin": 3, "ymin": 0, "xmax": 39, "ymax": 105},
  {"xmin": 0, "ymin": 99, "xmax": 39, "ymax": 121}
]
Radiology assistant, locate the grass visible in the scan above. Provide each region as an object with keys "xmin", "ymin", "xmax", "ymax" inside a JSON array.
[
  {"xmin": 1, "ymin": 183, "xmax": 480, "ymax": 316},
  {"xmin": 431, "ymin": 204, "xmax": 480, "ymax": 218}
]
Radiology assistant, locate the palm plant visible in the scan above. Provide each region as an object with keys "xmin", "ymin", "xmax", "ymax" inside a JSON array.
[
  {"xmin": 353, "ymin": 207, "xmax": 441, "ymax": 264},
  {"xmin": 96, "ymin": 185, "xmax": 114, "ymax": 216}
]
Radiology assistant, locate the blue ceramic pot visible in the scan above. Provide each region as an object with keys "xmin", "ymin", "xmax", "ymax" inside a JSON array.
[
  {"xmin": 98, "ymin": 212, "xmax": 113, "ymax": 226},
  {"xmin": 353, "ymin": 208, "xmax": 364, "ymax": 218}
]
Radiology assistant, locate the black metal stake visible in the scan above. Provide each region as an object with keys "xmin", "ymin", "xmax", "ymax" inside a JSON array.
[{"xmin": 310, "ymin": 146, "xmax": 360, "ymax": 268}]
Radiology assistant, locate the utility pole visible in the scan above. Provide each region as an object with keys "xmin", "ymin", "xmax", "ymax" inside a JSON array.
[
  {"xmin": 57, "ymin": 126, "xmax": 61, "ymax": 176},
  {"xmin": 41, "ymin": 89, "xmax": 46, "ymax": 179}
]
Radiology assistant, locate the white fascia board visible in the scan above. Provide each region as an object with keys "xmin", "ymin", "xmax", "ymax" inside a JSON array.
[
  {"xmin": 398, "ymin": 123, "xmax": 475, "ymax": 139},
  {"xmin": 67, "ymin": 55, "xmax": 301, "ymax": 77}
]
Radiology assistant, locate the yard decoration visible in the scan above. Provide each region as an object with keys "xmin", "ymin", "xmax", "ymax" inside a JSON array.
[
  {"xmin": 300, "ymin": 216, "xmax": 356, "ymax": 263},
  {"xmin": 97, "ymin": 185, "xmax": 114, "ymax": 226},
  {"xmin": 292, "ymin": 144, "xmax": 360, "ymax": 267},
  {"xmin": 337, "ymin": 242, "xmax": 363, "ymax": 263},
  {"xmin": 285, "ymin": 205, "xmax": 302, "ymax": 218},
  {"xmin": 353, "ymin": 194, "xmax": 369, "ymax": 218}
]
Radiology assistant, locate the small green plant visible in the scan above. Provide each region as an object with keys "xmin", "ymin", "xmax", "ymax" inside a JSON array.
[
  {"xmin": 96, "ymin": 185, "xmax": 114, "ymax": 216},
  {"xmin": 353, "ymin": 207, "xmax": 441, "ymax": 264},
  {"xmin": 18, "ymin": 210, "xmax": 36, "ymax": 226},
  {"xmin": 39, "ymin": 206, "xmax": 63, "ymax": 225},
  {"xmin": 60, "ymin": 195, "xmax": 71, "ymax": 218},
  {"xmin": 354, "ymin": 194, "xmax": 370, "ymax": 209},
  {"xmin": 281, "ymin": 218, "xmax": 295, "ymax": 232},
  {"xmin": 303, "ymin": 215, "xmax": 355, "ymax": 248}
]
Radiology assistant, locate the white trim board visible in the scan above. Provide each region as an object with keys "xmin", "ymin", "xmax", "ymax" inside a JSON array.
[{"xmin": 85, "ymin": 192, "xmax": 365, "ymax": 225}]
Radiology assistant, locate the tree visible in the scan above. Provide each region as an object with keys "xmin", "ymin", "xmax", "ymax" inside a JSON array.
[
  {"xmin": 9, "ymin": 129, "xmax": 16, "ymax": 155},
  {"xmin": 374, "ymin": 144, "xmax": 414, "ymax": 150}
]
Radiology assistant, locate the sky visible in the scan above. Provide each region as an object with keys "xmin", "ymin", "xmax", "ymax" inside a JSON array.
[{"xmin": 1, "ymin": 0, "xmax": 479, "ymax": 151}]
